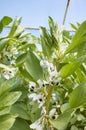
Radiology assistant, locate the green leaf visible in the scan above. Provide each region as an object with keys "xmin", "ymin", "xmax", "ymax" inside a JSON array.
[
  {"xmin": 50, "ymin": 110, "xmax": 73, "ymax": 130},
  {"xmin": 18, "ymin": 43, "xmax": 36, "ymax": 51},
  {"xmin": 75, "ymin": 68, "xmax": 86, "ymax": 83},
  {"xmin": 0, "ymin": 114, "xmax": 15, "ymax": 130},
  {"xmin": 40, "ymin": 27, "xmax": 52, "ymax": 58},
  {"xmin": 9, "ymin": 17, "xmax": 22, "ymax": 37},
  {"xmin": 0, "ymin": 107, "xmax": 10, "ymax": 116},
  {"xmin": 0, "ymin": 16, "xmax": 12, "ymax": 33},
  {"xmin": 11, "ymin": 103, "xmax": 30, "ymax": 120},
  {"xmin": 24, "ymin": 50, "xmax": 43, "ymax": 80},
  {"xmin": 9, "ymin": 118, "xmax": 30, "ymax": 130},
  {"xmin": 1, "ymin": 16, "xmax": 12, "ymax": 26},
  {"xmin": 69, "ymin": 82, "xmax": 86, "ymax": 108},
  {"xmin": 13, "ymin": 26, "xmax": 24, "ymax": 38},
  {"xmin": 71, "ymin": 125, "xmax": 78, "ymax": 130},
  {"xmin": 0, "ymin": 92, "xmax": 22, "ymax": 108},
  {"xmin": 0, "ymin": 38, "xmax": 9, "ymax": 52},
  {"xmin": 0, "ymin": 76, "xmax": 22, "ymax": 96},
  {"xmin": 19, "ymin": 67, "xmax": 35, "ymax": 81},
  {"xmin": 0, "ymin": 21, "xmax": 3, "ymax": 33},
  {"xmin": 60, "ymin": 62, "xmax": 79, "ymax": 78},
  {"xmin": 70, "ymin": 23, "xmax": 78, "ymax": 31},
  {"xmin": 60, "ymin": 103, "xmax": 70, "ymax": 113},
  {"xmin": 0, "ymin": 74, "xmax": 5, "ymax": 85},
  {"xmin": 16, "ymin": 53, "xmax": 27, "ymax": 66},
  {"xmin": 65, "ymin": 21, "xmax": 86, "ymax": 54},
  {"xmin": 0, "ymin": 81, "xmax": 12, "ymax": 97}
]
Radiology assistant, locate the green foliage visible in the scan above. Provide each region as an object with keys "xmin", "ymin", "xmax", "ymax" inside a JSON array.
[
  {"xmin": 65, "ymin": 21, "xmax": 86, "ymax": 54},
  {"xmin": 9, "ymin": 118, "xmax": 30, "ymax": 130},
  {"xmin": 69, "ymin": 82, "xmax": 86, "ymax": 108},
  {"xmin": 0, "ymin": 38, "xmax": 9, "ymax": 52},
  {"xmin": 60, "ymin": 62, "xmax": 79, "ymax": 78},
  {"xmin": 0, "ymin": 16, "xmax": 86, "ymax": 130},
  {"xmin": 50, "ymin": 110, "xmax": 73, "ymax": 130},
  {"xmin": 0, "ymin": 16, "xmax": 12, "ymax": 33},
  {"xmin": 24, "ymin": 50, "xmax": 43, "ymax": 81},
  {"xmin": 0, "ymin": 114, "xmax": 16, "ymax": 130}
]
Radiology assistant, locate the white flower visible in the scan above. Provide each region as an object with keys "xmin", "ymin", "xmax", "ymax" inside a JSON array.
[
  {"xmin": 10, "ymin": 60, "xmax": 15, "ymax": 66},
  {"xmin": 29, "ymin": 81, "xmax": 36, "ymax": 92},
  {"xmin": 49, "ymin": 70, "xmax": 59, "ymax": 80},
  {"xmin": 30, "ymin": 118, "xmax": 44, "ymax": 130},
  {"xmin": 49, "ymin": 108, "xmax": 58, "ymax": 119},
  {"xmin": 37, "ymin": 79, "xmax": 49, "ymax": 87},
  {"xmin": 49, "ymin": 108, "xmax": 56, "ymax": 117},
  {"xmin": 28, "ymin": 93, "xmax": 38, "ymax": 101},
  {"xmin": 40, "ymin": 60, "xmax": 49, "ymax": 68},
  {"xmin": 28, "ymin": 93, "xmax": 45, "ymax": 108},
  {"xmin": 3, "ymin": 68, "xmax": 16, "ymax": 80},
  {"xmin": 52, "ymin": 93, "xmax": 57, "ymax": 100},
  {"xmin": 29, "ymin": 81, "xmax": 36, "ymax": 88}
]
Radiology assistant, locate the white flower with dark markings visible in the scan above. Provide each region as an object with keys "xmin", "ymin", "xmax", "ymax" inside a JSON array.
[
  {"xmin": 29, "ymin": 81, "xmax": 36, "ymax": 92},
  {"xmin": 28, "ymin": 93, "xmax": 45, "ymax": 108},
  {"xmin": 30, "ymin": 117, "xmax": 44, "ymax": 130}
]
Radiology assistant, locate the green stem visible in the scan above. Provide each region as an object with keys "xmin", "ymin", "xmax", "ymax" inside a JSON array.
[{"xmin": 45, "ymin": 86, "xmax": 54, "ymax": 115}]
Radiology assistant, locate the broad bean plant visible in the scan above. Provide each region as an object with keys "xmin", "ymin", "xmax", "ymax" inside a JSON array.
[{"xmin": 0, "ymin": 16, "xmax": 86, "ymax": 130}]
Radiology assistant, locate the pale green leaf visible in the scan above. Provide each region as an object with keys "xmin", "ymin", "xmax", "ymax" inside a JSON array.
[
  {"xmin": 0, "ymin": 114, "xmax": 15, "ymax": 130},
  {"xmin": 60, "ymin": 103, "xmax": 70, "ymax": 113},
  {"xmin": 0, "ymin": 107, "xmax": 10, "ymax": 116},
  {"xmin": 0, "ymin": 92, "xmax": 22, "ymax": 108},
  {"xmin": 71, "ymin": 125, "xmax": 78, "ymax": 130},
  {"xmin": 69, "ymin": 82, "xmax": 86, "ymax": 108},
  {"xmin": 60, "ymin": 62, "xmax": 79, "ymax": 78}
]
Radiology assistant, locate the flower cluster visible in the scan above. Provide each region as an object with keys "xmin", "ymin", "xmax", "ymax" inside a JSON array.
[
  {"xmin": 28, "ymin": 59, "xmax": 61, "ymax": 130},
  {"xmin": 40, "ymin": 59, "xmax": 60, "ymax": 85}
]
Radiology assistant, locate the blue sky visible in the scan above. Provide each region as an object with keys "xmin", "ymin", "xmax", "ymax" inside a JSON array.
[{"xmin": 0, "ymin": 0, "xmax": 86, "ymax": 35}]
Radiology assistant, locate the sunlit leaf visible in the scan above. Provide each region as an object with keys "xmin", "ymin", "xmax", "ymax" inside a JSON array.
[
  {"xmin": 1, "ymin": 16, "xmax": 12, "ymax": 26},
  {"xmin": 0, "ymin": 107, "xmax": 10, "ymax": 116},
  {"xmin": 60, "ymin": 62, "xmax": 79, "ymax": 78},
  {"xmin": 65, "ymin": 21, "xmax": 86, "ymax": 54},
  {"xmin": 0, "ymin": 16, "xmax": 12, "ymax": 33},
  {"xmin": 0, "ymin": 114, "xmax": 15, "ymax": 130},
  {"xmin": 0, "ymin": 92, "xmax": 22, "ymax": 108}
]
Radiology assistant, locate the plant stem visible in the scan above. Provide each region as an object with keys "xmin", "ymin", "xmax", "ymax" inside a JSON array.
[{"xmin": 45, "ymin": 86, "xmax": 54, "ymax": 115}]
